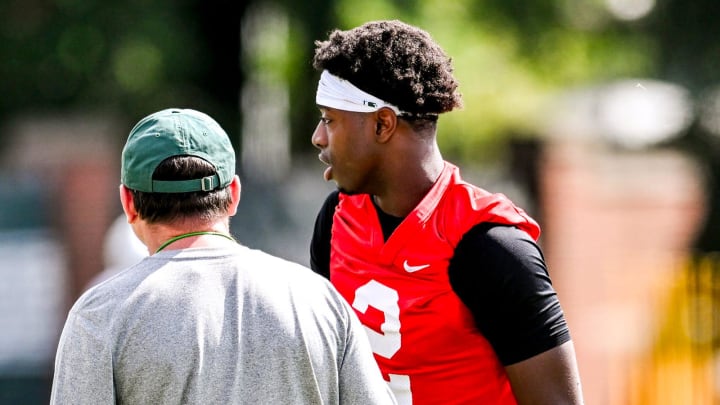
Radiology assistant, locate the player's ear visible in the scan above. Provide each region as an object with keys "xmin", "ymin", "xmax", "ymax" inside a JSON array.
[
  {"xmin": 374, "ymin": 107, "xmax": 397, "ymax": 143},
  {"xmin": 119, "ymin": 185, "xmax": 139, "ymax": 223}
]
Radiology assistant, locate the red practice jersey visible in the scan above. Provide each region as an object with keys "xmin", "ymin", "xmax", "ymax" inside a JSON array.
[{"xmin": 329, "ymin": 163, "xmax": 540, "ymax": 405}]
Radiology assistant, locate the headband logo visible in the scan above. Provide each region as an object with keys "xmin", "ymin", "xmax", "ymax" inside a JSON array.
[{"xmin": 364, "ymin": 100, "xmax": 377, "ymax": 107}]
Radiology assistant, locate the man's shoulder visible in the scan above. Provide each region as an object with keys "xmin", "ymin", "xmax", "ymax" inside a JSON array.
[
  {"xmin": 64, "ymin": 278, "xmax": 133, "ymax": 334},
  {"xmin": 234, "ymin": 246, "xmax": 334, "ymax": 285},
  {"xmin": 72, "ymin": 258, "xmax": 161, "ymax": 316}
]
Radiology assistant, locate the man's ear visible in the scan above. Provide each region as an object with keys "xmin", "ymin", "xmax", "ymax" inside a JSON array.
[
  {"xmin": 374, "ymin": 107, "xmax": 397, "ymax": 143},
  {"xmin": 119, "ymin": 185, "xmax": 139, "ymax": 223},
  {"xmin": 227, "ymin": 176, "xmax": 241, "ymax": 217}
]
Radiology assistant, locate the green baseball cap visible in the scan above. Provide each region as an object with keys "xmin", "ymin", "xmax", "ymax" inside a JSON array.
[{"xmin": 121, "ymin": 108, "xmax": 235, "ymax": 193}]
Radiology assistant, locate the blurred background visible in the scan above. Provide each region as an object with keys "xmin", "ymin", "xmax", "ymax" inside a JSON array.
[{"xmin": 0, "ymin": 0, "xmax": 718, "ymax": 403}]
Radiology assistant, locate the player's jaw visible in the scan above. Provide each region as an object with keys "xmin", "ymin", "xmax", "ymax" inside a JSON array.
[{"xmin": 317, "ymin": 153, "xmax": 363, "ymax": 195}]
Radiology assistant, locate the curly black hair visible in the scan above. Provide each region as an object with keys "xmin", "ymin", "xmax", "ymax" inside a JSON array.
[{"xmin": 313, "ymin": 20, "xmax": 463, "ymax": 118}]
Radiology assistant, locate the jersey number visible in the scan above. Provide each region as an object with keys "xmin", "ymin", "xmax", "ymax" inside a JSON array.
[{"xmin": 352, "ymin": 280, "xmax": 412, "ymax": 404}]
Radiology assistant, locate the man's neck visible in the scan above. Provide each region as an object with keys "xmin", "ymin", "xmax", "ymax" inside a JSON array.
[{"xmin": 136, "ymin": 218, "xmax": 233, "ymax": 254}]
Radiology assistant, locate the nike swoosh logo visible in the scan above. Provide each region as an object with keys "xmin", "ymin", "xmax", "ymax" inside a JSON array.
[{"xmin": 403, "ymin": 260, "xmax": 430, "ymax": 273}]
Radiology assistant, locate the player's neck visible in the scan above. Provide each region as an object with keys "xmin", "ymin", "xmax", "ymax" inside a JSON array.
[{"xmin": 373, "ymin": 154, "xmax": 444, "ymax": 217}]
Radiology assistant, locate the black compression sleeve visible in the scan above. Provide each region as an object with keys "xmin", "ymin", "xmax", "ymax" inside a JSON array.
[
  {"xmin": 448, "ymin": 223, "xmax": 571, "ymax": 365},
  {"xmin": 309, "ymin": 190, "xmax": 340, "ymax": 279}
]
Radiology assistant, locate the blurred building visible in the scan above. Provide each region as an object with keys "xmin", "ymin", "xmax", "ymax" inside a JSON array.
[
  {"xmin": 537, "ymin": 80, "xmax": 711, "ymax": 404},
  {"xmin": 0, "ymin": 113, "xmax": 119, "ymax": 403}
]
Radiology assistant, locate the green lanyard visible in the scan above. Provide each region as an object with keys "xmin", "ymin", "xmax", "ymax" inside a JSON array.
[{"xmin": 155, "ymin": 231, "xmax": 236, "ymax": 253}]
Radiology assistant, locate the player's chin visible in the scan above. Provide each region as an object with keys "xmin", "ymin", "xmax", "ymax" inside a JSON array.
[
  {"xmin": 335, "ymin": 180, "xmax": 351, "ymax": 195},
  {"xmin": 336, "ymin": 183, "xmax": 361, "ymax": 196},
  {"xmin": 333, "ymin": 174, "xmax": 361, "ymax": 195}
]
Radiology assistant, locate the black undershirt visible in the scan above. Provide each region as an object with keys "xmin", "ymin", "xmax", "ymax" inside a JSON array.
[{"xmin": 309, "ymin": 190, "xmax": 570, "ymax": 366}]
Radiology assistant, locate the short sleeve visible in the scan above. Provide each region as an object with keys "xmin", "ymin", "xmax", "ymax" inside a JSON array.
[
  {"xmin": 448, "ymin": 224, "xmax": 571, "ymax": 365},
  {"xmin": 50, "ymin": 306, "xmax": 116, "ymax": 404}
]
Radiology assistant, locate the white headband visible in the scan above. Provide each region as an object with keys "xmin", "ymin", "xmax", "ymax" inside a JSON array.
[{"xmin": 316, "ymin": 70, "xmax": 407, "ymax": 115}]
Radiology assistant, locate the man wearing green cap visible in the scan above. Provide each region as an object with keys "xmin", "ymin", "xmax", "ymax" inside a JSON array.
[{"xmin": 50, "ymin": 108, "xmax": 397, "ymax": 405}]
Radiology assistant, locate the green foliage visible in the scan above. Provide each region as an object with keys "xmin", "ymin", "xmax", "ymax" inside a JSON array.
[
  {"xmin": 1, "ymin": 0, "xmax": 717, "ymax": 165},
  {"xmin": 0, "ymin": 0, "xmax": 211, "ymax": 122}
]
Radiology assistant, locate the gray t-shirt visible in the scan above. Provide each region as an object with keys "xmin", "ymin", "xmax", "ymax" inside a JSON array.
[{"xmin": 51, "ymin": 245, "xmax": 396, "ymax": 405}]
